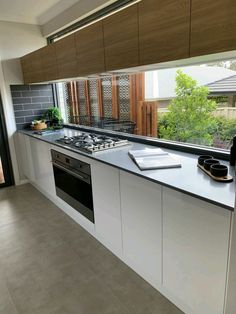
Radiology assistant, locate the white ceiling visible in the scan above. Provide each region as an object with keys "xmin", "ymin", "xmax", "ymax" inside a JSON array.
[{"xmin": 0, "ymin": 0, "xmax": 80, "ymax": 25}]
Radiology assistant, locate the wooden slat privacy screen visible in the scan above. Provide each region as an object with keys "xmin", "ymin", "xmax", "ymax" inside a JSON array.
[
  {"xmin": 65, "ymin": 73, "xmax": 158, "ymax": 137},
  {"xmin": 137, "ymin": 101, "xmax": 158, "ymax": 137}
]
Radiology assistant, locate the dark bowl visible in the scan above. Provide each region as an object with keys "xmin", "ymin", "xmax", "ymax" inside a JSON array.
[
  {"xmin": 203, "ymin": 159, "xmax": 220, "ymax": 171},
  {"xmin": 198, "ymin": 155, "xmax": 213, "ymax": 166},
  {"xmin": 210, "ymin": 164, "xmax": 228, "ymax": 177}
]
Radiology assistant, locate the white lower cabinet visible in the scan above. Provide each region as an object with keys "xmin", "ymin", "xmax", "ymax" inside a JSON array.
[
  {"xmin": 120, "ymin": 171, "xmax": 162, "ymax": 288},
  {"xmin": 17, "ymin": 133, "xmax": 35, "ymax": 181},
  {"xmin": 91, "ymin": 161, "xmax": 122, "ymax": 257},
  {"xmin": 162, "ymin": 187, "xmax": 231, "ymax": 314},
  {"xmin": 29, "ymin": 137, "xmax": 55, "ymax": 197},
  {"xmin": 17, "ymin": 134, "xmax": 234, "ymax": 314}
]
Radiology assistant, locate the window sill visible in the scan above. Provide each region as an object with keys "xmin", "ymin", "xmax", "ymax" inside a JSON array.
[{"xmin": 64, "ymin": 123, "xmax": 230, "ymax": 161}]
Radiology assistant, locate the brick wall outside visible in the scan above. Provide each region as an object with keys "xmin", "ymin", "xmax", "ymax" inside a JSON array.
[{"xmin": 11, "ymin": 84, "xmax": 55, "ymax": 130}]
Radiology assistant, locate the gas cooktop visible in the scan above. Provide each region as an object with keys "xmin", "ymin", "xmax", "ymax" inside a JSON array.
[{"xmin": 56, "ymin": 132, "xmax": 130, "ymax": 153}]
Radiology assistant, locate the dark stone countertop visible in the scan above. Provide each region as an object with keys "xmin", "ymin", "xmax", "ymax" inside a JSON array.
[{"xmin": 18, "ymin": 128, "xmax": 236, "ymax": 211}]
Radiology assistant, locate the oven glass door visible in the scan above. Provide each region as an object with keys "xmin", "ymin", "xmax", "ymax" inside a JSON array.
[{"xmin": 53, "ymin": 164, "xmax": 94, "ymax": 222}]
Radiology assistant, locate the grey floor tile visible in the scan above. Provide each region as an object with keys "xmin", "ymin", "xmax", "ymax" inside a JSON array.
[
  {"xmin": 50, "ymin": 277, "xmax": 131, "ymax": 314},
  {"xmin": 0, "ymin": 280, "xmax": 18, "ymax": 314},
  {"xmin": 0, "ymin": 184, "xmax": 183, "ymax": 314}
]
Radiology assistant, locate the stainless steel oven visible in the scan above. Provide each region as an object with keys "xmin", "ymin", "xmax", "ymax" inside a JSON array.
[{"xmin": 51, "ymin": 150, "xmax": 94, "ymax": 223}]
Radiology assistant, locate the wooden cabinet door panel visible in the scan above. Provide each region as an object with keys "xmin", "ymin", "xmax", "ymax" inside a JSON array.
[
  {"xmin": 103, "ymin": 5, "xmax": 139, "ymax": 71},
  {"xmin": 21, "ymin": 49, "xmax": 44, "ymax": 83},
  {"xmin": 139, "ymin": 0, "xmax": 190, "ymax": 65},
  {"xmin": 191, "ymin": 0, "xmax": 236, "ymax": 57},
  {"xmin": 30, "ymin": 49, "xmax": 43, "ymax": 77},
  {"xmin": 75, "ymin": 21, "xmax": 105, "ymax": 76},
  {"xmin": 41, "ymin": 44, "xmax": 58, "ymax": 81},
  {"xmin": 56, "ymin": 33, "xmax": 78, "ymax": 78},
  {"xmin": 21, "ymin": 54, "xmax": 33, "ymax": 84},
  {"xmin": 21, "ymin": 47, "xmax": 52, "ymax": 83}
]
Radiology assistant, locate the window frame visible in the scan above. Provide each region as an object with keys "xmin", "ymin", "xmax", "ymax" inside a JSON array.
[
  {"xmin": 47, "ymin": 0, "xmax": 138, "ymax": 44},
  {"xmin": 64, "ymin": 123, "xmax": 230, "ymax": 161},
  {"xmin": 54, "ymin": 53, "xmax": 236, "ymax": 162}
]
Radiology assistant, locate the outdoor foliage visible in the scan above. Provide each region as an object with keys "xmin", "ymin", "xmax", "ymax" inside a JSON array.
[
  {"xmin": 159, "ymin": 70, "xmax": 217, "ymax": 145},
  {"xmin": 212, "ymin": 116, "xmax": 236, "ymax": 149}
]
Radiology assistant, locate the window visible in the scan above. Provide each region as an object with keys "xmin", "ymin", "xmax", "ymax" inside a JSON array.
[
  {"xmin": 57, "ymin": 59, "xmax": 236, "ymax": 154},
  {"xmin": 57, "ymin": 73, "xmax": 147, "ymax": 135}
]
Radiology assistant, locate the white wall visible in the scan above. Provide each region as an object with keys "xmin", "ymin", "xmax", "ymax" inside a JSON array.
[{"xmin": 0, "ymin": 21, "xmax": 46, "ymax": 184}]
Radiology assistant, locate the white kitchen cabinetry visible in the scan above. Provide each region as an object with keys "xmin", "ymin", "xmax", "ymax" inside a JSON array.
[
  {"xmin": 29, "ymin": 137, "xmax": 55, "ymax": 197},
  {"xmin": 162, "ymin": 187, "xmax": 231, "ymax": 314},
  {"xmin": 17, "ymin": 133, "xmax": 35, "ymax": 181},
  {"xmin": 16, "ymin": 134, "xmax": 234, "ymax": 314},
  {"xmin": 91, "ymin": 161, "xmax": 122, "ymax": 257},
  {"xmin": 120, "ymin": 171, "xmax": 162, "ymax": 288}
]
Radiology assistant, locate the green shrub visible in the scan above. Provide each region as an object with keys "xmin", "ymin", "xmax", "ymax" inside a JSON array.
[{"xmin": 158, "ymin": 70, "xmax": 217, "ymax": 146}]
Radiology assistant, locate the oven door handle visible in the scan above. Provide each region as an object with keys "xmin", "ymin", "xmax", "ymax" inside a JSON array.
[{"xmin": 52, "ymin": 161, "xmax": 90, "ymax": 184}]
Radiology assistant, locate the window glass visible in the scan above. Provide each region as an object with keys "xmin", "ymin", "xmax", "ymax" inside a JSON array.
[{"xmin": 57, "ymin": 60, "xmax": 236, "ymax": 151}]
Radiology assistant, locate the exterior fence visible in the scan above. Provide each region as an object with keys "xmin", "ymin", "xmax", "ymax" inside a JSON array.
[
  {"xmin": 158, "ymin": 107, "xmax": 236, "ymax": 119},
  {"xmin": 213, "ymin": 107, "xmax": 236, "ymax": 119}
]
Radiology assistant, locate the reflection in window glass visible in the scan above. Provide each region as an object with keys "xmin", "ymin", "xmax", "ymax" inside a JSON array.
[
  {"xmin": 0, "ymin": 158, "xmax": 5, "ymax": 184},
  {"xmin": 57, "ymin": 60, "xmax": 236, "ymax": 151},
  {"xmin": 58, "ymin": 74, "xmax": 146, "ymax": 135}
]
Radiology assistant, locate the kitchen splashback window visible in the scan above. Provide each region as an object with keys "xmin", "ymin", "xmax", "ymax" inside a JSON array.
[{"xmin": 57, "ymin": 59, "xmax": 236, "ymax": 152}]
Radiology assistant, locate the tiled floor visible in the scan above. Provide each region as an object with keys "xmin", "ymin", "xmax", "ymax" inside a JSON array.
[{"xmin": 0, "ymin": 184, "xmax": 183, "ymax": 314}]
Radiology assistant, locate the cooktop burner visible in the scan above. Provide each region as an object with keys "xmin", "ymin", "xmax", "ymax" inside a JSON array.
[{"xmin": 56, "ymin": 132, "xmax": 129, "ymax": 153}]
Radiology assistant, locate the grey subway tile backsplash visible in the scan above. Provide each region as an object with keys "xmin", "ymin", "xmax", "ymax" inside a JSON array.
[
  {"xmin": 30, "ymin": 85, "xmax": 51, "ymax": 91},
  {"xmin": 13, "ymin": 104, "xmax": 23, "ymax": 111},
  {"xmin": 13, "ymin": 97, "xmax": 32, "ymax": 104},
  {"xmin": 24, "ymin": 115, "xmax": 42, "ymax": 123},
  {"xmin": 23, "ymin": 103, "xmax": 42, "ymax": 110},
  {"xmin": 14, "ymin": 110, "xmax": 34, "ymax": 117},
  {"xmin": 39, "ymin": 90, "xmax": 53, "ymax": 97},
  {"xmin": 21, "ymin": 91, "xmax": 40, "ymax": 97},
  {"xmin": 32, "ymin": 109, "xmax": 45, "ymax": 116},
  {"xmin": 11, "ymin": 84, "xmax": 55, "ymax": 130},
  {"xmin": 15, "ymin": 117, "xmax": 25, "ymax": 124},
  {"xmin": 41, "ymin": 103, "xmax": 53, "ymax": 109},
  {"xmin": 11, "ymin": 91, "xmax": 21, "ymax": 97},
  {"xmin": 31, "ymin": 96, "xmax": 50, "ymax": 103},
  {"xmin": 12, "ymin": 85, "xmax": 30, "ymax": 91}
]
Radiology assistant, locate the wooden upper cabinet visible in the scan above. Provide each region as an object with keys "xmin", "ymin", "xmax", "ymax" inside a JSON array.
[
  {"xmin": 139, "ymin": 0, "xmax": 191, "ymax": 65},
  {"xmin": 21, "ymin": 45, "xmax": 58, "ymax": 83},
  {"xmin": 21, "ymin": 54, "xmax": 34, "ymax": 84},
  {"xmin": 103, "ymin": 4, "xmax": 139, "ymax": 71},
  {"xmin": 75, "ymin": 21, "xmax": 105, "ymax": 76},
  {"xmin": 41, "ymin": 43, "xmax": 58, "ymax": 81},
  {"xmin": 191, "ymin": 0, "xmax": 236, "ymax": 57},
  {"xmin": 21, "ymin": 48, "xmax": 45, "ymax": 84},
  {"xmin": 55, "ymin": 33, "xmax": 78, "ymax": 78}
]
